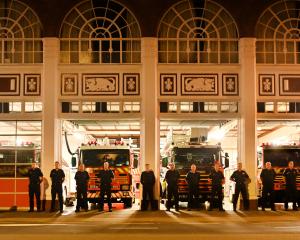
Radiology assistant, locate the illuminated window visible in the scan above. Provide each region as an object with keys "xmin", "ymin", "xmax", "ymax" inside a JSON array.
[
  {"xmin": 0, "ymin": 120, "xmax": 42, "ymax": 179},
  {"xmin": 123, "ymin": 102, "xmax": 140, "ymax": 112},
  {"xmin": 256, "ymin": 0, "xmax": 300, "ymax": 64},
  {"xmin": 82, "ymin": 102, "xmax": 96, "ymax": 113},
  {"xmin": 168, "ymin": 102, "xmax": 177, "ymax": 112},
  {"xmin": 8, "ymin": 102, "xmax": 21, "ymax": 113},
  {"xmin": 0, "ymin": 0, "xmax": 43, "ymax": 64},
  {"xmin": 25, "ymin": 102, "xmax": 42, "ymax": 113},
  {"xmin": 71, "ymin": 102, "xmax": 80, "ymax": 113},
  {"xmin": 277, "ymin": 102, "xmax": 290, "ymax": 113},
  {"xmin": 180, "ymin": 102, "xmax": 193, "ymax": 113},
  {"xmin": 220, "ymin": 102, "xmax": 238, "ymax": 113},
  {"xmin": 107, "ymin": 102, "xmax": 120, "ymax": 113},
  {"xmin": 265, "ymin": 102, "xmax": 274, "ymax": 113},
  {"xmin": 158, "ymin": 0, "xmax": 239, "ymax": 63},
  {"xmin": 204, "ymin": 102, "xmax": 218, "ymax": 113},
  {"xmin": 59, "ymin": 0, "xmax": 141, "ymax": 64}
]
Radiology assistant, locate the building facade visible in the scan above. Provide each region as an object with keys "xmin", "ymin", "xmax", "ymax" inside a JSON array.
[{"xmin": 0, "ymin": 0, "xmax": 300, "ymax": 208}]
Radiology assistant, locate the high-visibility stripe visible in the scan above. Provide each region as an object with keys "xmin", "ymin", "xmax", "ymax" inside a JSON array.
[{"xmin": 117, "ymin": 168, "xmax": 125, "ymax": 174}]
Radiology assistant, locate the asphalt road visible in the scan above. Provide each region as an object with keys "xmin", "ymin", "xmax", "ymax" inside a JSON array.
[{"xmin": 1, "ymin": 207, "xmax": 300, "ymax": 240}]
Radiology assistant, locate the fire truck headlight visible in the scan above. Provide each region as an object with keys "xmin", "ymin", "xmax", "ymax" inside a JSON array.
[
  {"xmin": 123, "ymin": 192, "xmax": 129, "ymax": 196},
  {"xmin": 121, "ymin": 185, "xmax": 130, "ymax": 191}
]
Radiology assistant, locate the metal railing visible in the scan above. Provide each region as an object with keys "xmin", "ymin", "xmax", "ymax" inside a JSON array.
[
  {"xmin": 0, "ymin": 39, "xmax": 43, "ymax": 64},
  {"xmin": 59, "ymin": 38, "xmax": 141, "ymax": 64}
]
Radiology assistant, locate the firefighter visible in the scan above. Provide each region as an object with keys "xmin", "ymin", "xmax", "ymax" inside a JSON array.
[
  {"xmin": 260, "ymin": 161, "xmax": 276, "ymax": 211},
  {"xmin": 208, "ymin": 162, "xmax": 225, "ymax": 211},
  {"xmin": 141, "ymin": 163, "xmax": 156, "ymax": 210},
  {"xmin": 28, "ymin": 162, "xmax": 43, "ymax": 212},
  {"xmin": 50, "ymin": 161, "xmax": 65, "ymax": 213},
  {"xmin": 283, "ymin": 161, "xmax": 298, "ymax": 211},
  {"xmin": 230, "ymin": 162, "xmax": 251, "ymax": 211},
  {"xmin": 165, "ymin": 162, "xmax": 180, "ymax": 211},
  {"xmin": 98, "ymin": 161, "xmax": 114, "ymax": 212},
  {"xmin": 74, "ymin": 164, "xmax": 90, "ymax": 212},
  {"xmin": 186, "ymin": 164, "xmax": 200, "ymax": 211}
]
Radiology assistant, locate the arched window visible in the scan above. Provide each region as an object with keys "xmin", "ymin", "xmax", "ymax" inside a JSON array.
[
  {"xmin": 256, "ymin": 0, "xmax": 300, "ymax": 64},
  {"xmin": 157, "ymin": 0, "xmax": 239, "ymax": 64},
  {"xmin": 0, "ymin": 0, "xmax": 43, "ymax": 63},
  {"xmin": 60, "ymin": 0, "xmax": 141, "ymax": 64}
]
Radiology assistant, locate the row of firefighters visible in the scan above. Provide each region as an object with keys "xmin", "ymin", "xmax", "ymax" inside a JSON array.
[
  {"xmin": 28, "ymin": 161, "xmax": 114, "ymax": 213},
  {"xmin": 27, "ymin": 160, "xmax": 300, "ymax": 212}
]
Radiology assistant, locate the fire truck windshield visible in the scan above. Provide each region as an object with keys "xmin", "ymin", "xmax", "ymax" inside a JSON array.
[
  {"xmin": 173, "ymin": 147, "xmax": 220, "ymax": 169},
  {"xmin": 81, "ymin": 149, "xmax": 130, "ymax": 167},
  {"xmin": 264, "ymin": 148, "xmax": 300, "ymax": 167}
]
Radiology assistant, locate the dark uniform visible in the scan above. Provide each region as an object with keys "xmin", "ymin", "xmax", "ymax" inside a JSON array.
[
  {"xmin": 28, "ymin": 167, "xmax": 43, "ymax": 211},
  {"xmin": 230, "ymin": 170, "xmax": 250, "ymax": 211},
  {"xmin": 283, "ymin": 168, "xmax": 298, "ymax": 210},
  {"xmin": 141, "ymin": 170, "xmax": 156, "ymax": 210},
  {"xmin": 98, "ymin": 169, "xmax": 114, "ymax": 211},
  {"xmin": 260, "ymin": 168, "xmax": 276, "ymax": 210},
  {"xmin": 165, "ymin": 169, "xmax": 180, "ymax": 210},
  {"xmin": 186, "ymin": 171, "xmax": 200, "ymax": 209},
  {"xmin": 209, "ymin": 168, "xmax": 225, "ymax": 211},
  {"xmin": 50, "ymin": 168, "xmax": 65, "ymax": 212},
  {"xmin": 74, "ymin": 170, "xmax": 90, "ymax": 211}
]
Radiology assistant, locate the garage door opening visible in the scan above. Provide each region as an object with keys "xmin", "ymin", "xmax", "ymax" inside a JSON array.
[
  {"xmin": 257, "ymin": 120, "xmax": 300, "ymax": 207},
  {"xmin": 159, "ymin": 119, "xmax": 238, "ymax": 210},
  {"xmin": 0, "ymin": 121, "xmax": 42, "ymax": 208},
  {"xmin": 61, "ymin": 120, "xmax": 140, "ymax": 210}
]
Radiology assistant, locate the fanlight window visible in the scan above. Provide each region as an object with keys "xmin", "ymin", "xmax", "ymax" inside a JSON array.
[
  {"xmin": 256, "ymin": 0, "xmax": 300, "ymax": 64},
  {"xmin": 157, "ymin": 0, "xmax": 239, "ymax": 64},
  {"xmin": 60, "ymin": 0, "xmax": 141, "ymax": 64},
  {"xmin": 0, "ymin": 0, "xmax": 43, "ymax": 63}
]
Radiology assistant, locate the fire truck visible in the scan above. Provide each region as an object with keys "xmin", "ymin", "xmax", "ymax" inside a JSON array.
[
  {"xmin": 162, "ymin": 142, "xmax": 228, "ymax": 205},
  {"xmin": 257, "ymin": 144, "xmax": 300, "ymax": 205},
  {"xmin": 80, "ymin": 143, "xmax": 136, "ymax": 208}
]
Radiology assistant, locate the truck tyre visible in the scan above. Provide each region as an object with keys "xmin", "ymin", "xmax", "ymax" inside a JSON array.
[{"xmin": 123, "ymin": 198, "xmax": 133, "ymax": 208}]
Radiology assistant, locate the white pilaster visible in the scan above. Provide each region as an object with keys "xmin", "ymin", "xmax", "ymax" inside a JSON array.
[
  {"xmin": 140, "ymin": 38, "xmax": 160, "ymax": 204},
  {"xmin": 42, "ymin": 38, "xmax": 60, "ymax": 183},
  {"xmin": 239, "ymin": 38, "xmax": 257, "ymax": 201}
]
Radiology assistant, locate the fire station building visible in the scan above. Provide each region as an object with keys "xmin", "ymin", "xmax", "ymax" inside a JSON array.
[{"xmin": 0, "ymin": 0, "xmax": 300, "ymax": 209}]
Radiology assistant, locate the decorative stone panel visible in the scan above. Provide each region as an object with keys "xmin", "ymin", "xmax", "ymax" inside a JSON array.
[
  {"xmin": 82, "ymin": 74, "xmax": 119, "ymax": 96},
  {"xmin": 0, "ymin": 74, "xmax": 20, "ymax": 96},
  {"xmin": 181, "ymin": 74, "xmax": 218, "ymax": 95}
]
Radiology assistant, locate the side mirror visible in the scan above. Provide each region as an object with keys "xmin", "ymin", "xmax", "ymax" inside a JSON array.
[
  {"xmin": 71, "ymin": 156, "xmax": 77, "ymax": 167},
  {"xmin": 162, "ymin": 157, "xmax": 168, "ymax": 168},
  {"xmin": 224, "ymin": 152, "xmax": 229, "ymax": 169}
]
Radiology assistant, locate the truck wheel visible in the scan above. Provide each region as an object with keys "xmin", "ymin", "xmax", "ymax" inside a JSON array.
[{"xmin": 123, "ymin": 198, "xmax": 133, "ymax": 208}]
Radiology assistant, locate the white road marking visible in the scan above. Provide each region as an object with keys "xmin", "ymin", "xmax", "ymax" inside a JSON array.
[
  {"xmin": 183, "ymin": 222, "xmax": 219, "ymax": 225},
  {"xmin": 273, "ymin": 226, "xmax": 300, "ymax": 229},
  {"xmin": 117, "ymin": 223, "xmax": 155, "ymax": 225},
  {"xmin": 109, "ymin": 227, "xmax": 159, "ymax": 230},
  {"xmin": 0, "ymin": 224, "xmax": 69, "ymax": 227}
]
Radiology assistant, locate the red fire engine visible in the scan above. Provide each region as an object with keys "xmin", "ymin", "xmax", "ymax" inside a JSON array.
[
  {"xmin": 162, "ymin": 143, "xmax": 227, "ymax": 206},
  {"xmin": 257, "ymin": 144, "xmax": 300, "ymax": 205},
  {"xmin": 80, "ymin": 143, "xmax": 137, "ymax": 208}
]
